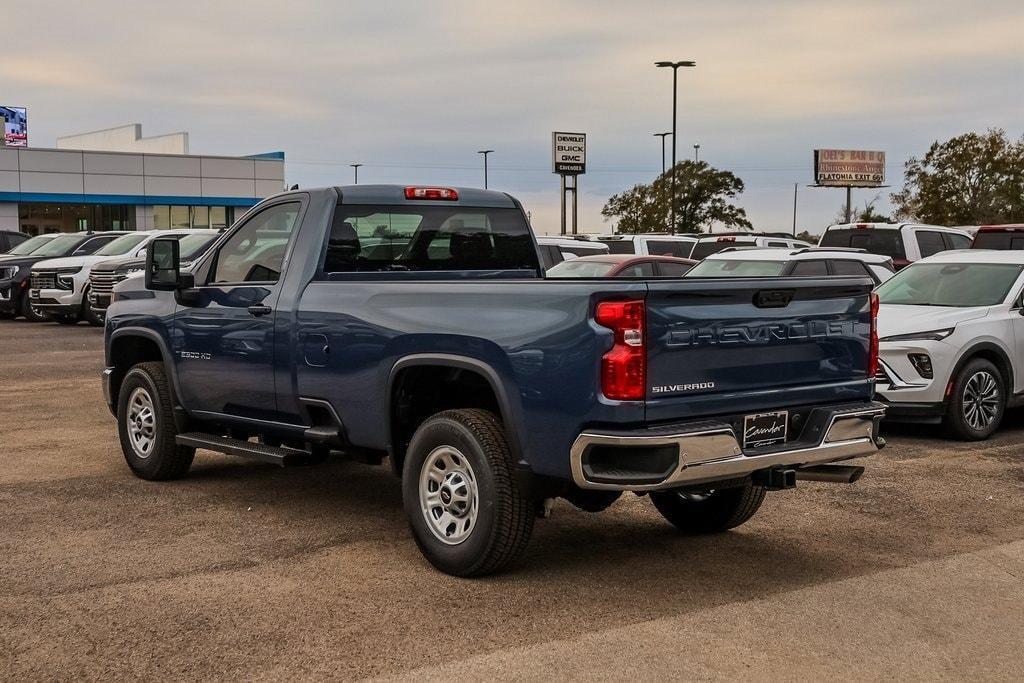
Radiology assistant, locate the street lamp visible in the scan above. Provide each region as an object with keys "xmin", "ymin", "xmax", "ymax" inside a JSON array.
[
  {"xmin": 350, "ymin": 163, "xmax": 363, "ymax": 184},
  {"xmin": 477, "ymin": 150, "xmax": 494, "ymax": 189},
  {"xmin": 653, "ymin": 132, "xmax": 671, "ymax": 175},
  {"xmin": 693, "ymin": 143, "xmax": 701, "ymax": 162},
  {"xmin": 655, "ymin": 60, "xmax": 696, "ymax": 234}
]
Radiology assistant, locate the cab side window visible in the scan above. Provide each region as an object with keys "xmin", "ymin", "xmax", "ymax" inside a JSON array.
[
  {"xmin": 916, "ymin": 230, "xmax": 947, "ymax": 257},
  {"xmin": 946, "ymin": 233, "xmax": 971, "ymax": 250},
  {"xmin": 211, "ymin": 202, "xmax": 300, "ymax": 284},
  {"xmin": 790, "ymin": 260, "xmax": 828, "ymax": 276},
  {"xmin": 830, "ymin": 260, "xmax": 871, "ymax": 277}
]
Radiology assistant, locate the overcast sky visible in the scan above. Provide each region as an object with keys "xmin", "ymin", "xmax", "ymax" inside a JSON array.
[{"xmin": 4, "ymin": 0, "xmax": 1022, "ymax": 234}]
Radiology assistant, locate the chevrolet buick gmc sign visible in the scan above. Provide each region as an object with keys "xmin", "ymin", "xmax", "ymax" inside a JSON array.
[
  {"xmin": 552, "ymin": 132, "xmax": 586, "ymax": 175},
  {"xmin": 813, "ymin": 149, "xmax": 885, "ymax": 187}
]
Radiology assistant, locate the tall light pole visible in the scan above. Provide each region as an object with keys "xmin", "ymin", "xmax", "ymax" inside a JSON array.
[
  {"xmin": 653, "ymin": 132, "xmax": 671, "ymax": 175},
  {"xmin": 693, "ymin": 144, "xmax": 701, "ymax": 162},
  {"xmin": 477, "ymin": 150, "xmax": 494, "ymax": 189},
  {"xmin": 350, "ymin": 163, "xmax": 363, "ymax": 184},
  {"xmin": 655, "ymin": 60, "xmax": 696, "ymax": 234}
]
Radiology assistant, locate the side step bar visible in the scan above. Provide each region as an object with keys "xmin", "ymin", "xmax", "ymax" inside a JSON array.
[{"xmin": 176, "ymin": 433, "xmax": 313, "ymax": 467}]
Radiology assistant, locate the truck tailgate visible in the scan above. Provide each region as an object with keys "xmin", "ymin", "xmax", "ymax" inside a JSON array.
[{"xmin": 644, "ymin": 277, "xmax": 874, "ymax": 422}]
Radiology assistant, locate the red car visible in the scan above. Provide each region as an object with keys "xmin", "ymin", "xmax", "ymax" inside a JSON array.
[{"xmin": 545, "ymin": 254, "xmax": 696, "ymax": 278}]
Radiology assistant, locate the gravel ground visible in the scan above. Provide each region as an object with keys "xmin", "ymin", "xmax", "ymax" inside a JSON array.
[{"xmin": 1, "ymin": 319, "xmax": 1023, "ymax": 680}]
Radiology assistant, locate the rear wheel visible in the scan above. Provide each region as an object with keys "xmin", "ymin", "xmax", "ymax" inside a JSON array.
[
  {"xmin": 117, "ymin": 361, "xmax": 195, "ymax": 480},
  {"xmin": 649, "ymin": 482, "xmax": 766, "ymax": 534},
  {"xmin": 945, "ymin": 358, "xmax": 1005, "ymax": 440},
  {"xmin": 402, "ymin": 409, "xmax": 533, "ymax": 577}
]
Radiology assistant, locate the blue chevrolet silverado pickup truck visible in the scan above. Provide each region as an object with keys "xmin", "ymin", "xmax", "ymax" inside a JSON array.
[{"xmin": 103, "ymin": 184, "xmax": 885, "ymax": 576}]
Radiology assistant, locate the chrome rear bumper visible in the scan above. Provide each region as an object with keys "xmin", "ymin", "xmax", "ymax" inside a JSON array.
[{"xmin": 570, "ymin": 402, "xmax": 885, "ymax": 491}]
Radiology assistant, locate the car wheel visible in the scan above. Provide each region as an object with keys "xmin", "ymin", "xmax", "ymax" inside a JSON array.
[
  {"xmin": 945, "ymin": 358, "xmax": 1005, "ymax": 441},
  {"xmin": 649, "ymin": 481, "xmax": 766, "ymax": 534},
  {"xmin": 82, "ymin": 288, "xmax": 104, "ymax": 326},
  {"xmin": 19, "ymin": 291, "xmax": 49, "ymax": 322},
  {"xmin": 117, "ymin": 361, "xmax": 195, "ymax": 480},
  {"xmin": 402, "ymin": 409, "xmax": 533, "ymax": 577}
]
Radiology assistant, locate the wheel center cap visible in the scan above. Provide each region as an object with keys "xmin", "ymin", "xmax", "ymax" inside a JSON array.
[{"xmin": 440, "ymin": 487, "xmax": 452, "ymax": 505}]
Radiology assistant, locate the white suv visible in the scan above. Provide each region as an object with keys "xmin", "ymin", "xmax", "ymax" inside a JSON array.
[
  {"xmin": 874, "ymin": 250, "xmax": 1024, "ymax": 439},
  {"xmin": 819, "ymin": 223, "xmax": 972, "ymax": 269},
  {"xmin": 689, "ymin": 233, "xmax": 812, "ymax": 260},
  {"xmin": 685, "ymin": 247, "xmax": 895, "ymax": 284},
  {"xmin": 29, "ymin": 230, "xmax": 193, "ymax": 325},
  {"xmin": 595, "ymin": 233, "xmax": 697, "ymax": 258},
  {"xmin": 536, "ymin": 236, "xmax": 609, "ymax": 269}
]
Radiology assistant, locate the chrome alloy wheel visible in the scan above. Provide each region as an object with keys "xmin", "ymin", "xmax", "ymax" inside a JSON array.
[
  {"xmin": 962, "ymin": 370, "xmax": 1000, "ymax": 431},
  {"xmin": 419, "ymin": 446, "xmax": 479, "ymax": 545},
  {"xmin": 127, "ymin": 387, "xmax": 157, "ymax": 459}
]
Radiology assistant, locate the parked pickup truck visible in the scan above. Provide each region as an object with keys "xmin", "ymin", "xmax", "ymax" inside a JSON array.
[{"xmin": 103, "ymin": 184, "xmax": 885, "ymax": 576}]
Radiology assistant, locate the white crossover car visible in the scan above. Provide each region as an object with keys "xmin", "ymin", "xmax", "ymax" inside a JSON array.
[{"xmin": 874, "ymin": 250, "xmax": 1024, "ymax": 439}]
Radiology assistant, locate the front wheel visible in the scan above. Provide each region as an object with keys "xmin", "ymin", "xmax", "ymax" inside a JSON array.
[
  {"xmin": 117, "ymin": 361, "xmax": 195, "ymax": 480},
  {"xmin": 19, "ymin": 292, "xmax": 48, "ymax": 322},
  {"xmin": 945, "ymin": 358, "xmax": 1005, "ymax": 440},
  {"xmin": 649, "ymin": 482, "xmax": 766, "ymax": 534},
  {"xmin": 402, "ymin": 409, "xmax": 534, "ymax": 577}
]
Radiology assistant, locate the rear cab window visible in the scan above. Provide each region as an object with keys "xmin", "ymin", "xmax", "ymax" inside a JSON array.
[
  {"xmin": 690, "ymin": 239, "xmax": 755, "ymax": 260},
  {"xmin": 971, "ymin": 231, "xmax": 1024, "ymax": 250},
  {"xmin": 322, "ymin": 204, "xmax": 539, "ymax": 275},
  {"xmin": 819, "ymin": 227, "xmax": 906, "ymax": 260},
  {"xmin": 600, "ymin": 239, "xmax": 636, "ymax": 254},
  {"xmin": 644, "ymin": 240, "xmax": 693, "ymax": 258}
]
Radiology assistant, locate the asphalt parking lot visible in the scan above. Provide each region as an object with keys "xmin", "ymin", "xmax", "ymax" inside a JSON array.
[{"xmin": 2, "ymin": 320, "xmax": 1023, "ymax": 680}]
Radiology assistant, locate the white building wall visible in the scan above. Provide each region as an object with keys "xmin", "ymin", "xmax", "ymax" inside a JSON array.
[{"xmin": 57, "ymin": 124, "xmax": 189, "ymax": 155}]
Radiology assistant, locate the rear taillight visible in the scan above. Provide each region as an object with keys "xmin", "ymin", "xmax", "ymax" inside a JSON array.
[
  {"xmin": 892, "ymin": 258, "xmax": 911, "ymax": 270},
  {"xmin": 404, "ymin": 186, "xmax": 458, "ymax": 201},
  {"xmin": 595, "ymin": 300, "xmax": 645, "ymax": 401},
  {"xmin": 868, "ymin": 292, "xmax": 879, "ymax": 380}
]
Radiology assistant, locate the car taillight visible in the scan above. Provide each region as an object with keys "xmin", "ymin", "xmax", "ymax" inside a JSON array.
[
  {"xmin": 868, "ymin": 292, "xmax": 879, "ymax": 380},
  {"xmin": 717, "ymin": 236, "xmax": 736, "ymax": 242},
  {"xmin": 892, "ymin": 258, "xmax": 911, "ymax": 269},
  {"xmin": 595, "ymin": 299, "xmax": 645, "ymax": 401},
  {"xmin": 404, "ymin": 186, "xmax": 458, "ymax": 201}
]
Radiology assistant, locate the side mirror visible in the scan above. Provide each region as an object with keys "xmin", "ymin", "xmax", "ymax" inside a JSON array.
[{"xmin": 145, "ymin": 238, "xmax": 182, "ymax": 291}]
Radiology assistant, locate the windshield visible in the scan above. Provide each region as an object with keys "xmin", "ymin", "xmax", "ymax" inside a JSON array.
[
  {"xmin": 876, "ymin": 263, "xmax": 1024, "ymax": 307},
  {"xmin": 179, "ymin": 233, "xmax": 218, "ymax": 260},
  {"xmin": 94, "ymin": 233, "xmax": 149, "ymax": 256},
  {"xmin": 545, "ymin": 260, "xmax": 618, "ymax": 278},
  {"xmin": 27, "ymin": 234, "xmax": 88, "ymax": 257},
  {"xmin": 686, "ymin": 259, "xmax": 786, "ymax": 277},
  {"xmin": 6, "ymin": 234, "xmax": 57, "ymax": 255},
  {"xmin": 820, "ymin": 228, "xmax": 905, "ymax": 259}
]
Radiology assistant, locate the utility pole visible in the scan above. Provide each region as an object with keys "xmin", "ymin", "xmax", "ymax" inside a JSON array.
[
  {"xmin": 350, "ymin": 163, "xmax": 363, "ymax": 184},
  {"xmin": 693, "ymin": 143, "xmax": 700, "ymax": 162},
  {"xmin": 792, "ymin": 183, "xmax": 798, "ymax": 235},
  {"xmin": 655, "ymin": 60, "xmax": 697, "ymax": 234},
  {"xmin": 477, "ymin": 149, "xmax": 494, "ymax": 189}
]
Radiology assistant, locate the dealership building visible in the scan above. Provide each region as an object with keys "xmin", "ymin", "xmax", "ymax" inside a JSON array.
[{"xmin": 0, "ymin": 124, "xmax": 285, "ymax": 235}]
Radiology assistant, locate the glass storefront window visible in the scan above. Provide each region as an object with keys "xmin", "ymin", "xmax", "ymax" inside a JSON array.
[
  {"xmin": 191, "ymin": 206, "xmax": 209, "ymax": 229},
  {"xmin": 19, "ymin": 203, "xmax": 136, "ymax": 234},
  {"xmin": 170, "ymin": 205, "xmax": 190, "ymax": 230},
  {"xmin": 152, "ymin": 205, "xmax": 170, "ymax": 230},
  {"xmin": 211, "ymin": 206, "xmax": 228, "ymax": 230}
]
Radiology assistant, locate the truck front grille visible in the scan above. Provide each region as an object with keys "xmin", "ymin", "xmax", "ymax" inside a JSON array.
[
  {"xmin": 31, "ymin": 272, "xmax": 56, "ymax": 290},
  {"xmin": 89, "ymin": 270, "xmax": 125, "ymax": 295}
]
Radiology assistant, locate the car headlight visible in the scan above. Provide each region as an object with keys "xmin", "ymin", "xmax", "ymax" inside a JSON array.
[
  {"xmin": 55, "ymin": 267, "xmax": 82, "ymax": 290},
  {"xmin": 0, "ymin": 265, "xmax": 18, "ymax": 280},
  {"xmin": 880, "ymin": 328, "xmax": 955, "ymax": 342}
]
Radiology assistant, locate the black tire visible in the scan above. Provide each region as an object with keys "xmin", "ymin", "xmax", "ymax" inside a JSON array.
[
  {"xmin": 402, "ymin": 409, "xmax": 533, "ymax": 577},
  {"xmin": 0, "ymin": 310, "xmax": 14, "ymax": 320},
  {"xmin": 82, "ymin": 289, "xmax": 104, "ymax": 326},
  {"xmin": 649, "ymin": 482, "xmax": 766, "ymax": 534},
  {"xmin": 945, "ymin": 358, "xmax": 1005, "ymax": 441},
  {"xmin": 19, "ymin": 291, "xmax": 48, "ymax": 322},
  {"xmin": 117, "ymin": 361, "xmax": 195, "ymax": 480}
]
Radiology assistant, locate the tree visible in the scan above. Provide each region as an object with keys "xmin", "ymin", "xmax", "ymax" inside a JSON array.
[
  {"xmin": 892, "ymin": 129, "xmax": 1024, "ymax": 225},
  {"xmin": 835, "ymin": 193, "xmax": 890, "ymax": 224},
  {"xmin": 602, "ymin": 161, "xmax": 752, "ymax": 234}
]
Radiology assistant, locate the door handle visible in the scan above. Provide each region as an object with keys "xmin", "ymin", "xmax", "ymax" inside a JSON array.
[{"xmin": 247, "ymin": 304, "xmax": 273, "ymax": 317}]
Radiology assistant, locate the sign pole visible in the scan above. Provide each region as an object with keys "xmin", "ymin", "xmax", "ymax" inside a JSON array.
[
  {"xmin": 560, "ymin": 173, "xmax": 567, "ymax": 235},
  {"xmin": 792, "ymin": 183, "xmax": 798, "ymax": 235},
  {"xmin": 845, "ymin": 186, "xmax": 852, "ymax": 224},
  {"xmin": 571, "ymin": 175, "xmax": 578, "ymax": 235}
]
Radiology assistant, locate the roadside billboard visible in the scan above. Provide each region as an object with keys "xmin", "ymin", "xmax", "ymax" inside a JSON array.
[
  {"xmin": 2, "ymin": 106, "xmax": 28, "ymax": 147},
  {"xmin": 813, "ymin": 149, "xmax": 884, "ymax": 187}
]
